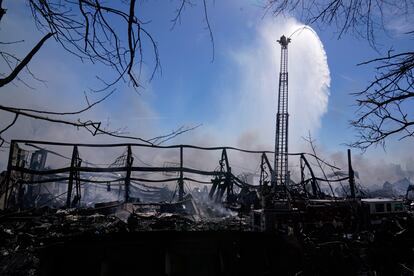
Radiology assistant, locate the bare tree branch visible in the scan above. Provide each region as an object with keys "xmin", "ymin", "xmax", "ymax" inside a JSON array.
[
  {"xmin": 350, "ymin": 51, "xmax": 414, "ymax": 150},
  {"xmin": 266, "ymin": 0, "xmax": 413, "ymax": 47},
  {"xmin": 0, "ymin": 32, "xmax": 54, "ymax": 88},
  {"xmin": 149, "ymin": 124, "xmax": 202, "ymax": 145},
  {"xmin": 0, "ymin": 0, "xmax": 5, "ymax": 23},
  {"xmin": 0, "ymin": 90, "xmax": 152, "ymax": 144},
  {"xmin": 0, "ymin": 1, "xmax": 204, "ymax": 148},
  {"xmin": 171, "ymin": 0, "xmax": 194, "ymax": 30},
  {"xmin": 26, "ymin": 0, "xmax": 160, "ymax": 90},
  {"xmin": 0, "ymin": 90, "xmax": 199, "ymax": 147},
  {"xmin": 303, "ymin": 132, "xmax": 336, "ymax": 197},
  {"xmin": 202, "ymin": 0, "xmax": 215, "ymax": 62},
  {"xmin": 6, "ymin": 90, "xmax": 116, "ymax": 116}
]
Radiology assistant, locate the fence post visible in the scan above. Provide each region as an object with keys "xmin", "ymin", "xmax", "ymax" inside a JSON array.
[
  {"xmin": 3, "ymin": 141, "xmax": 16, "ymax": 209},
  {"xmin": 348, "ymin": 149, "xmax": 356, "ymax": 199},
  {"xmin": 125, "ymin": 145, "xmax": 133, "ymax": 203},
  {"xmin": 66, "ymin": 145, "xmax": 78, "ymax": 208},
  {"xmin": 178, "ymin": 146, "xmax": 184, "ymax": 201}
]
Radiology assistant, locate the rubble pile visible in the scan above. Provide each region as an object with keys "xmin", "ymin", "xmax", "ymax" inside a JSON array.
[
  {"xmin": 0, "ymin": 205, "xmax": 413, "ymax": 275},
  {"xmin": 0, "ymin": 206, "xmax": 247, "ymax": 275},
  {"xmin": 127, "ymin": 212, "xmax": 247, "ymax": 231},
  {"xmin": 0, "ymin": 196, "xmax": 413, "ymax": 275},
  {"xmin": 0, "ymin": 209, "xmax": 121, "ymax": 275}
]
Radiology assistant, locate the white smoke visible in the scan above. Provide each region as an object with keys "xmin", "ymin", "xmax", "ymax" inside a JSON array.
[{"xmin": 214, "ymin": 17, "xmax": 331, "ymax": 153}]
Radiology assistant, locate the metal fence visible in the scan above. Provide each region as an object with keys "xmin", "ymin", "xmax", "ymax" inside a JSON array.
[{"xmin": 1, "ymin": 140, "xmax": 353, "ymax": 210}]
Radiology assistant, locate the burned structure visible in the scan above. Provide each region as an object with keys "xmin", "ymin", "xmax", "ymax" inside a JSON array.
[
  {"xmin": 1, "ymin": 140, "xmax": 352, "ymax": 211},
  {"xmin": 1, "ymin": 138, "xmax": 361, "ymax": 213},
  {"xmin": 0, "ymin": 139, "xmax": 412, "ymax": 275}
]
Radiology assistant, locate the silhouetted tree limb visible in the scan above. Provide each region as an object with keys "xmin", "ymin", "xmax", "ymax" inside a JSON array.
[
  {"xmin": 0, "ymin": 90, "xmax": 199, "ymax": 146},
  {"xmin": 2, "ymin": 89, "xmax": 115, "ymax": 116},
  {"xmin": 266, "ymin": 0, "xmax": 412, "ymax": 46},
  {"xmin": 169, "ymin": 0, "xmax": 214, "ymax": 61},
  {"xmin": 149, "ymin": 124, "xmax": 202, "ymax": 145},
  {"xmin": 303, "ymin": 132, "xmax": 336, "ymax": 197},
  {"xmin": 1, "ymin": 1, "xmax": 207, "ymax": 147},
  {"xmin": 0, "ymin": 0, "xmax": 5, "ymax": 23},
  {"xmin": 202, "ymin": 0, "xmax": 214, "ymax": 62},
  {"xmin": 0, "ymin": 32, "xmax": 54, "ymax": 88},
  {"xmin": 350, "ymin": 51, "xmax": 414, "ymax": 150},
  {"xmin": 2, "ymin": 0, "xmax": 214, "ymax": 92},
  {"xmin": 26, "ymin": 0, "xmax": 160, "ymax": 90},
  {"xmin": 171, "ymin": 0, "xmax": 194, "ymax": 30},
  {"xmin": 0, "ymin": 49, "xmax": 46, "ymax": 90}
]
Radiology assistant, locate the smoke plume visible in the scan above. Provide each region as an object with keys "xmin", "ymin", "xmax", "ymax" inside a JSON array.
[{"xmin": 213, "ymin": 17, "xmax": 331, "ymax": 153}]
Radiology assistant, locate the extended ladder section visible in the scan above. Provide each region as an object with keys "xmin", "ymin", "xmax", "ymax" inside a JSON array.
[{"xmin": 273, "ymin": 35, "xmax": 291, "ymax": 189}]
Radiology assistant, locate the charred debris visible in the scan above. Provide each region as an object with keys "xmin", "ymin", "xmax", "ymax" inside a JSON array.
[{"xmin": 0, "ymin": 140, "xmax": 413, "ymax": 276}]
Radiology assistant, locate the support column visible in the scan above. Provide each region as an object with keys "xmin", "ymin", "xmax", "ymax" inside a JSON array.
[
  {"xmin": 301, "ymin": 154, "xmax": 318, "ymax": 197},
  {"xmin": 348, "ymin": 149, "xmax": 356, "ymax": 199},
  {"xmin": 178, "ymin": 146, "xmax": 184, "ymax": 201},
  {"xmin": 3, "ymin": 141, "xmax": 16, "ymax": 209},
  {"xmin": 300, "ymin": 156, "xmax": 307, "ymax": 197},
  {"xmin": 66, "ymin": 145, "xmax": 78, "ymax": 208},
  {"xmin": 125, "ymin": 145, "xmax": 133, "ymax": 203}
]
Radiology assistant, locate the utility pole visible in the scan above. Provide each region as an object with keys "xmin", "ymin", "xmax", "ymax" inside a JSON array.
[{"xmin": 273, "ymin": 35, "xmax": 291, "ymax": 190}]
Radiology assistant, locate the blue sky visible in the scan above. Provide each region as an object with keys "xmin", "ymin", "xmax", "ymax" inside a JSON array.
[
  {"xmin": 1, "ymin": 0, "xmax": 413, "ymax": 184},
  {"xmin": 134, "ymin": 1, "xmax": 413, "ymax": 152}
]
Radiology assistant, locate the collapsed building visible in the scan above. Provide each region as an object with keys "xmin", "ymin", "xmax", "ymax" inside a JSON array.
[
  {"xmin": 0, "ymin": 139, "xmax": 413, "ymax": 275},
  {"xmin": 0, "ymin": 35, "xmax": 413, "ymax": 275}
]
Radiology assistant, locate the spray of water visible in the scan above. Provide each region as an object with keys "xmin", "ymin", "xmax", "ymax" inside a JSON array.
[{"xmin": 214, "ymin": 17, "xmax": 331, "ymax": 153}]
